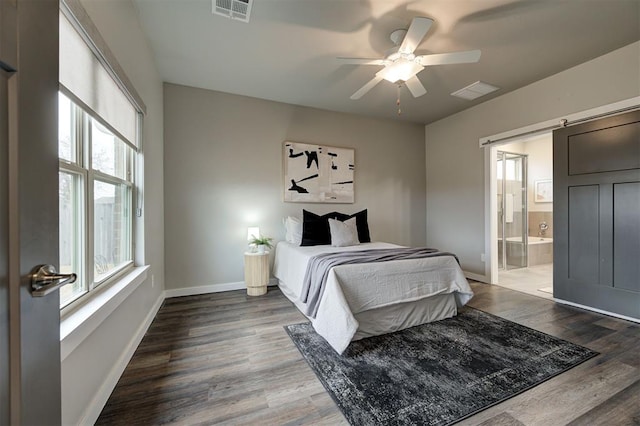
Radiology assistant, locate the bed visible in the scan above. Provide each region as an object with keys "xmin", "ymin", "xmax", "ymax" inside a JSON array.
[{"xmin": 274, "ymin": 240, "xmax": 474, "ymax": 354}]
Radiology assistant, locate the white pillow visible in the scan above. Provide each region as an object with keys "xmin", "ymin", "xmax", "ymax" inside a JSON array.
[
  {"xmin": 328, "ymin": 217, "xmax": 359, "ymax": 247},
  {"xmin": 284, "ymin": 216, "xmax": 303, "ymax": 245}
]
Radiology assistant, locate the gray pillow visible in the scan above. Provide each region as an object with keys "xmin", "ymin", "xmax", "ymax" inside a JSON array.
[{"xmin": 328, "ymin": 217, "xmax": 359, "ymax": 247}]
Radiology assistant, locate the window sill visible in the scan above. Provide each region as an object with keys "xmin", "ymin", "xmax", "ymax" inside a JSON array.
[{"xmin": 60, "ymin": 265, "xmax": 149, "ymax": 361}]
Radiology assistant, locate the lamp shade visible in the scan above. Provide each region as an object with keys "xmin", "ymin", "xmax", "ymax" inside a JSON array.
[
  {"xmin": 247, "ymin": 227, "xmax": 260, "ymax": 241},
  {"xmin": 377, "ymin": 59, "xmax": 424, "ymax": 83}
]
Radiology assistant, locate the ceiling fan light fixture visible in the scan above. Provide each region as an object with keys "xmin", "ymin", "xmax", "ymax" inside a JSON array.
[
  {"xmin": 341, "ymin": 16, "xmax": 479, "ymax": 102},
  {"xmin": 377, "ymin": 59, "xmax": 424, "ymax": 83}
]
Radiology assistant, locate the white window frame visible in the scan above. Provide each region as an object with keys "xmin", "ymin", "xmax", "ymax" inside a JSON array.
[{"xmin": 59, "ymin": 92, "xmax": 140, "ymax": 310}]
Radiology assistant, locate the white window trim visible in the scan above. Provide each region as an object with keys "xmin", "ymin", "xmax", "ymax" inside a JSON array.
[{"xmin": 59, "ymin": 97, "xmax": 137, "ymax": 309}]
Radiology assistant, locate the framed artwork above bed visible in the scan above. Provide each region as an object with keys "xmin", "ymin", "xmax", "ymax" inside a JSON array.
[{"xmin": 283, "ymin": 141, "xmax": 354, "ymax": 203}]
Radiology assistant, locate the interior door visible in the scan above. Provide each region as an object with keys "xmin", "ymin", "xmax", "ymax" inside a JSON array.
[
  {"xmin": 553, "ymin": 109, "xmax": 640, "ymax": 319},
  {"xmin": 1, "ymin": 0, "xmax": 61, "ymax": 424},
  {"xmin": 0, "ymin": 1, "xmax": 15, "ymax": 422},
  {"xmin": 0, "ymin": 71, "xmax": 8, "ymax": 423}
]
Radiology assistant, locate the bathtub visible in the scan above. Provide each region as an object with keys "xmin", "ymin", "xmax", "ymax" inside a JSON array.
[
  {"xmin": 505, "ymin": 236, "xmax": 552, "ymax": 243},
  {"xmin": 504, "ymin": 236, "xmax": 553, "ymax": 266},
  {"xmin": 528, "ymin": 237, "xmax": 553, "ymax": 245},
  {"xmin": 528, "ymin": 236, "xmax": 553, "ymax": 266}
]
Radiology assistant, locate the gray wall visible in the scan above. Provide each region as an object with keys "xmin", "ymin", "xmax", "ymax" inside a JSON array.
[
  {"xmin": 164, "ymin": 83, "xmax": 426, "ymax": 291},
  {"xmin": 425, "ymin": 41, "xmax": 640, "ymax": 277},
  {"xmin": 61, "ymin": 0, "xmax": 165, "ymax": 424}
]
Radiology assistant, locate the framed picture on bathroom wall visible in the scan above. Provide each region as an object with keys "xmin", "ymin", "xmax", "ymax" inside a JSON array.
[{"xmin": 534, "ymin": 179, "xmax": 553, "ymax": 203}]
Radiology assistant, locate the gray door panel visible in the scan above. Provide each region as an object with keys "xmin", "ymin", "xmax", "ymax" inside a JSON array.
[
  {"xmin": 613, "ymin": 182, "xmax": 640, "ymax": 291},
  {"xmin": 1, "ymin": 0, "xmax": 60, "ymax": 424},
  {"xmin": 568, "ymin": 121, "xmax": 640, "ymax": 175},
  {"xmin": 554, "ymin": 110, "xmax": 640, "ymax": 319},
  {"xmin": 568, "ymin": 185, "xmax": 599, "ymax": 284},
  {"xmin": 16, "ymin": 1, "xmax": 61, "ymax": 424},
  {"xmin": 0, "ymin": 0, "xmax": 16, "ymax": 423},
  {"xmin": 0, "ymin": 59, "xmax": 11, "ymax": 426}
]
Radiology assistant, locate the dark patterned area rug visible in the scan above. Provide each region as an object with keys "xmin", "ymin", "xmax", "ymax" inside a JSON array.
[{"xmin": 285, "ymin": 307, "xmax": 598, "ymax": 426}]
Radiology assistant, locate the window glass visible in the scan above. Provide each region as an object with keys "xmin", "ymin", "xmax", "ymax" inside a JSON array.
[
  {"xmin": 94, "ymin": 180, "xmax": 131, "ymax": 283},
  {"xmin": 59, "ymin": 171, "xmax": 85, "ymax": 306},
  {"xmin": 92, "ymin": 119, "xmax": 130, "ymax": 180},
  {"xmin": 58, "ymin": 94, "xmax": 75, "ymax": 162}
]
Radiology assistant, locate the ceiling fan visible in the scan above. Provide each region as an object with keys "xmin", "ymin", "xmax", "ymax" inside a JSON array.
[{"xmin": 339, "ymin": 17, "xmax": 481, "ymax": 100}]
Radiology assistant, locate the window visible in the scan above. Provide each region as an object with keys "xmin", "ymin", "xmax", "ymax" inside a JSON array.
[
  {"xmin": 58, "ymin": 7, "xmax": 143, "ymax": 309},
  {"xmin": 58, "ymin": 94, "xmax": 137, "ymax": 308}
]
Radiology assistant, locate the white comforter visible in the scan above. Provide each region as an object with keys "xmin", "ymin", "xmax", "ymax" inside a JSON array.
[{"xmin": 273, "ymin": 241, "xmax": 474, "ymax": 353}]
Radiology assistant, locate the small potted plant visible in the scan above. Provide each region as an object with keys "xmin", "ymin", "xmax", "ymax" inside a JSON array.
[{"xmin": 249, "ymin": 235, "xmax": 273, "ymax": 254}]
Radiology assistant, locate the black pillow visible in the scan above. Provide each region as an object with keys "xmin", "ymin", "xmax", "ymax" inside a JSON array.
[
  {"xmin": 355, "ymin": 209, "xmax": 371, "ymax": 243},
  {"xmin": 301, "ymin": 210, "xmax": 334, "ymax": 246},
  {"xmin": 301, "ymin": 209, "xmax": 371, "ymax": 246},
  {"xmin": 335, "ymin": 209, "xmax": 371, "ymax": 243}
]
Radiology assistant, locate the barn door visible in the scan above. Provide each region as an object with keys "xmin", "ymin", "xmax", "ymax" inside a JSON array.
[{"xmin": 553, "ymin": 109, "xmax": 640, "ymax": 319}]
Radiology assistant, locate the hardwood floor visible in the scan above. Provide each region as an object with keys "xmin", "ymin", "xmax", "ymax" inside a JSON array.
[{"xmin": 97, "ymin": 283, "xmax": 640, "ymax": 425}]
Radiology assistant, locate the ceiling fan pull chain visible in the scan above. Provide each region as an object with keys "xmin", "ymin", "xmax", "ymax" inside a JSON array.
[{"xmin": 397, "ymin": 83, "xmax": 402, "ymax": 115}]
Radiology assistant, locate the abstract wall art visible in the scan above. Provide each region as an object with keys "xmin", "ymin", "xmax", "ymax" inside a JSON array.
[
  {"xmin": 283, "ymin": 141, "xmax": 354, "ymax": 203},
  {"xmin": 534, "ymin": 179, "xmax": 553, "ymax": 203}
]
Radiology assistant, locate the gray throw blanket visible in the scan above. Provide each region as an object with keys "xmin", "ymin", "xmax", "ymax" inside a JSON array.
[{"xmin": 300, "ymin": 247, "xmax": 458, "ymax": 318}]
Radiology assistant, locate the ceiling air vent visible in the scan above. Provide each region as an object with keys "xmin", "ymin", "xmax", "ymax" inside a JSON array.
[
  {"xmin": 451, "ymin": 81, "xmax": 499, "ymax": 100},
  {"xmin": 212, "ymin": 0, "xmax": 253, "ymax": 23}
]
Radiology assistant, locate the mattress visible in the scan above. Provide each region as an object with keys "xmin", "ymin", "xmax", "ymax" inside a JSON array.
[{"xmin": 274, "ymin": 241, "xmax": 474, "ymax": 353}]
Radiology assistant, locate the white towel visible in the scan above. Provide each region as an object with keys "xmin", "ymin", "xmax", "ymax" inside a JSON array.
[{"xmin": 505, "ymin": 193, "xmax": 514, "ymax": 223}]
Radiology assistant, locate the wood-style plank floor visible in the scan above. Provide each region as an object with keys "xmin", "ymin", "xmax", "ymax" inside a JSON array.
[{"xmin": 97, "ymin": 283, "xmax": 640, "ymax": 425}]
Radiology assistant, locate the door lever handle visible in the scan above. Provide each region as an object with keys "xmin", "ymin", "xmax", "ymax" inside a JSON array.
[{"xmin": 30, "ymin": 264, "xmax": 77, "ymax": 297}]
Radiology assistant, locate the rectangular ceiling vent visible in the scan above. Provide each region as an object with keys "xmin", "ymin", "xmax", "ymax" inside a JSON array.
[
  {"xmin": 212, "ymin": 0, "xmax": 253, "ymax": 23},
  {"xmin": 451, "ymin": 81, "xmax": 500, "ymax": 100}
]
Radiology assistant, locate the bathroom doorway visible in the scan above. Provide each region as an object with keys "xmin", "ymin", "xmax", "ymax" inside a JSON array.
[{"xmin": 495, "ymin": 134, "xmax": 554, "ymax": 299}]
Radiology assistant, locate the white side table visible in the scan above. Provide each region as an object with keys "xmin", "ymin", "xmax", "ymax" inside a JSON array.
[{"xmin": 244, "ymin": 251, "xmax": 269, "ymax": 296}]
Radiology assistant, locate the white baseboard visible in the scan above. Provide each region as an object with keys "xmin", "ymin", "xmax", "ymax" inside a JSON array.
[
  {"xmin": 463, "ymin": 271, "xmax": 488, "ymax": 283},
  {"xmin": 554, "ymin": 298, "xmax": 640, "ymax": 323},
  {"xmin": 80, "ymin": 292, "xmax": 165, "ymax": 425},
  {"xmin": 165, "ymin": 278, "xmax": 278, "ymax": 299}
]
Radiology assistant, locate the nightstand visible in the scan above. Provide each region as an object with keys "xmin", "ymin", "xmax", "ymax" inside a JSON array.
[{"xmin": 244, "ymin": 251, "xmax": 269, "ymax": 296}]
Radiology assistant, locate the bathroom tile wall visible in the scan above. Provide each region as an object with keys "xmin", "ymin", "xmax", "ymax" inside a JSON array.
[{"xmin": 529, "ymin": 211, "xmax": 553, "ymax": 238}]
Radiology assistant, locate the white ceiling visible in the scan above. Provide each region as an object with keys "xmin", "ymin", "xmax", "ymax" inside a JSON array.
[{"xmin": 132, "ymin": 0, "xmax": 640, "ymax": 125}]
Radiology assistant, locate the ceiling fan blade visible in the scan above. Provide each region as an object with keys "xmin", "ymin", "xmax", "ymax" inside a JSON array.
[
  {"xmin": 338, "ymin": 57, "xmax": 386, "ymax": 66},
  {"xmin": 399, "ymin": 17, "xmax": 434, "ymax": 54},
  {"xmin": 350, "ymin": 76, "xmax": 383, "ymax": 100},
  {"xmin": 417, "ymin": 50, "xmax": 481, "ymax": 66},
  {"xmin": 405, "ymin": 76, "xmax": 427, "ymax": 98}
]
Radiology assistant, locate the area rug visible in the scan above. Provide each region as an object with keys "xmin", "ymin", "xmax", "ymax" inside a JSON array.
[
  {"xmin": 285, "ymin": 307, "xmax": 597, "ymax": 426},
  {"xmin": 538, "ymin": 286, "xmax": 554, "ymax": 294}
]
